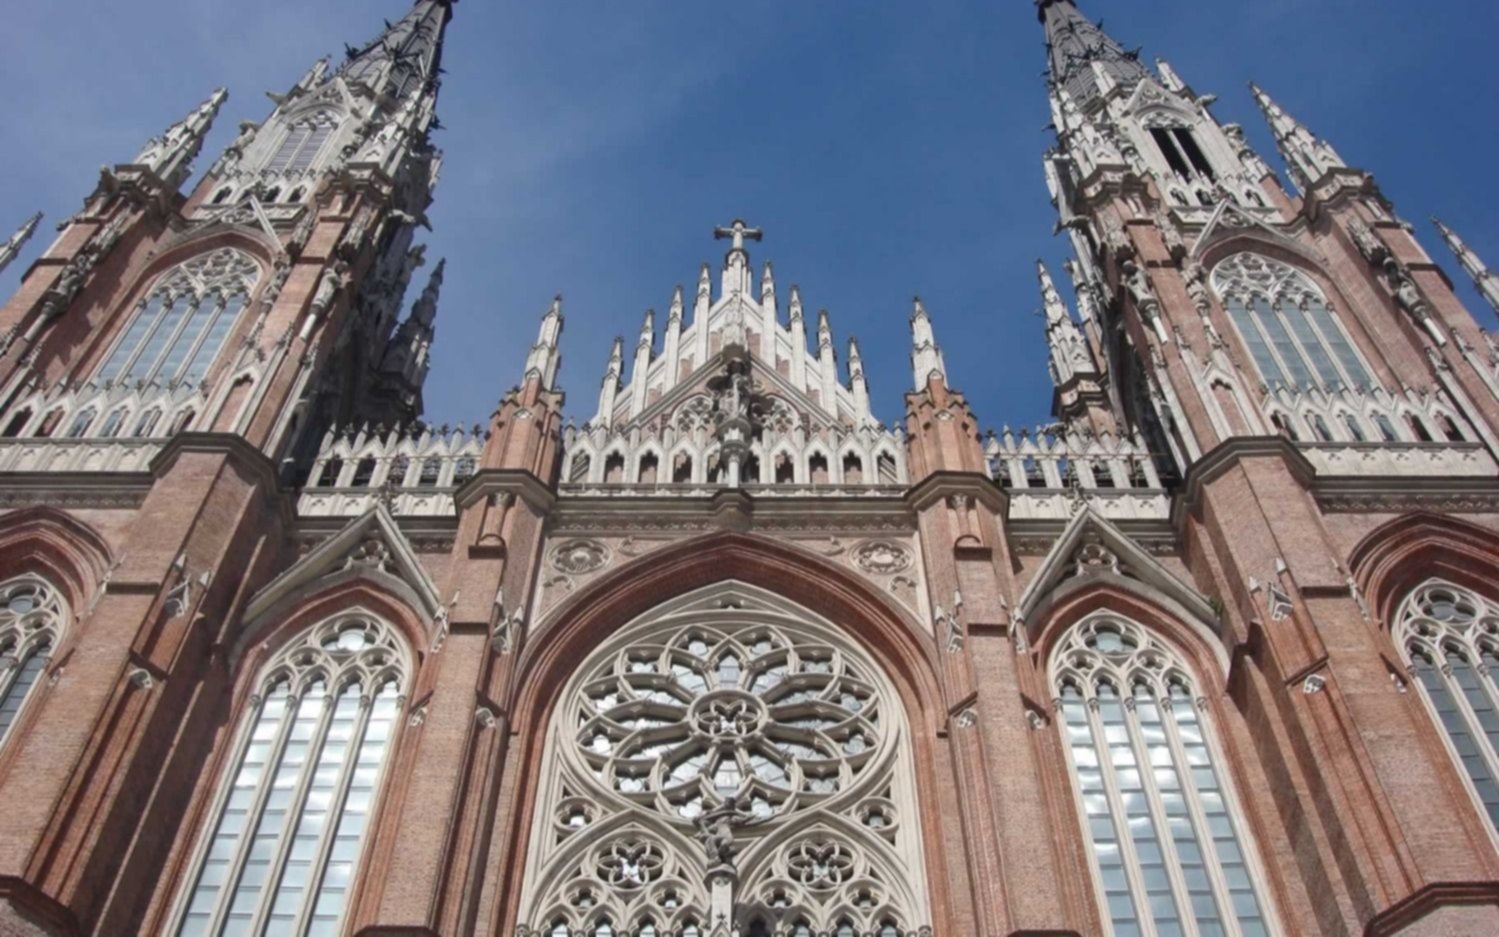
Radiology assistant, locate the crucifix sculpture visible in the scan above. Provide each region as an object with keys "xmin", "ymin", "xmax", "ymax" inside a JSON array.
[{"xmin": 713, "ymin": 218, "xmax": 763, "ymax": 253}]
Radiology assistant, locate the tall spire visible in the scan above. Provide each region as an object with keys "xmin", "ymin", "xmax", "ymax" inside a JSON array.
[
  {"xmin": 1037, "ymin": 0, "xmax": 1149, "ymax": 109},
  {"xmin": 1435, "ymin": 218, "xmax": 1499, "ymax": 316},
  {"xmin": 411, "ymin": 257, "xmax": 445, "ymax": 327},
  {"xmin": 524, "ymin": 294, "xmax": 565, "ymax": 391},
  {"xmin": 132, "ymin": 88, "xmax": 228, "ymax": 191},
  {"xmin": 597, "ymin": 337, "xmax": 624, "ymax": 427},
  {"xmin": 910, "ymin": 296, "xmax": 948, "ymax": 389},
  {"xmin": 848, "ymin": 337, "xmax": 873, "ymax": 424},
  {"xmin": 0, "ymin": 212, "xmax": 42, "ymax": 278},
  {"xmin": 339, "ymin": 0, "xmax": 456, "ymax": 104},
  {"xmin": 1038, "ymin": 260, "xmax": 1097, "ymax": 387},
  {"xmin": 1249, "ymin": 83, "xmax": 1346, "ymax": 194}
]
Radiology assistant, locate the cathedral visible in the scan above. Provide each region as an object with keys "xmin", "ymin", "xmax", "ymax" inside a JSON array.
[{"xmin": 1, "ymin": 0, "xmax": 1499, "ymax": 934}]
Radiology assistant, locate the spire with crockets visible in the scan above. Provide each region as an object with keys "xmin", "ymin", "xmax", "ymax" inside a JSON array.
[
  {"xmin": 0, "ymin": 213, "xmax": 42, "ymax": 279},
  {"xmin": 1434, "ymin": 219, "xmax": 1499, "ymax": 317},
  {"xmin": 1037, "ymin": 0, "xmax": 1149, "ymax": 109},
  {"xmin": 1249, "ymin": 83, "xmax": 1348, "ymax": 194}
]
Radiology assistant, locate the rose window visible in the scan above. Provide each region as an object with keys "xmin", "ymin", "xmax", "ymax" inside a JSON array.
[{"xmin": 573, "ymin": 621, "xmax": 884, "ymax": 825}]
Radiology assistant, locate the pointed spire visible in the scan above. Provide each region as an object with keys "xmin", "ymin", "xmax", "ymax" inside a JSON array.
[
  {"xmin": 411, "ymin": 258, "xmax": 445, "ymax": 327},
  {"xmin": 1155, "ymin": 58, "xmax": 1185, "ymax": 94},
  {"xmin": 848, "ymin": 337, "xmax": 873, "ymax": 423},
  {"xmin": 132, "ymin": 88, "xmax": 227, "ymax": 190},
  {"xmin": 0, "ymin": 212, "xmax": 42, "ymax": 278},
  {"xmin": 339, "ymin": 0, "xmax": 455, "ymax": 103},
  {"xmin": 663, "ymin": 284, "xmax": 685, "ymax": 387},
  {"xmin": 524, "ymin": 294, "xmax": 565, "ymax": 390},
  {"xmin": 1037, "ymin": 259, "xmax": 1069, "ymax": 324},
  {"xmin": 1249, "ymin": 83, "xmax": 1346, "ymax": 193},
  {"xmin": 1039, "ymin": 260, "xmax": 1097, "ymax": 386},
  {"xmin": 1037, "ymin": 0, "xmax": 1149, "ymax": 108},
  {"xmin": 1435, "ymin": 218, "xmax": 1499, "ymax": 315},
  {"xmin": 788, "ymin": 286, "xmax": 808, "ymax": 390},
  {"xmin": 636, "ymin": 308, "xmax": 656, "ymax": 352},
  {"xmin": 668, "ymin": 284, "xmax": 685, "ymax": 325},
  {"xmin": 597, "ymin": 336, "xmax": 624, "ymax": 426},
  {"xmin": 630, "ymin": 309, "xmax": 654, "ymax": 416},
  {"xmin": 817, "ymin": 309, "xmax": 839, "ymax": 413},
  {"xmin": 910, "ymin": 296, "xmax": 948, "ymax": 389}
]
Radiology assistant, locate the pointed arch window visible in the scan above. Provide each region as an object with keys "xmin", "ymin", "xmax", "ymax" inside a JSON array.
[
  {"xmin": 0, "ymin": 577, "xmax": 67, "ymax": 746},
  {"xmin": 1395, "ymin": 580, "xmax": 1499, "ymax": 832},
  {"xmin": 517, "ymin": 583, "xmax": 930, "ymax": 935},
  {"xmin": 1211, "ymin": 253, "xmax": 1373, "ymax": 393},
  {"xmin": 1052, "ymin": 615, "xmax": 1274, "ymax": 936},
  {"xmin": 100, "ymin": 249, "xmax": 260, "ymax": 388},
  {"xmin": 173, "ymin": 614, "xmax": 408, "ymax": 937},
  {"xmin": 267, "ymin": 112, "xmax": 340, "ymax": 174}
]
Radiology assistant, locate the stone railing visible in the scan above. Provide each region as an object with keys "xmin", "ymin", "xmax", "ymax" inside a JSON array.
[
  {"xmin": 559, "ymin": 481, "xmax": 908, "ymax": 500},
  {"xmin": 297, "ymin": 423, "xmax": 486, "ymax": 518},
  {"xmin": 985, "ymin": 427, "xmax": 1170, "ymax": 520},
  {"xmin": 0, "ymin": 437, "xmax": 169, "ymax": 474},
  {"xmin": 562, "ymin": 410, "xmax": 908, "ymax": 490},
  {"xmin": 1299, "ymin": 441, "xmax": 1497, "ymax": 478}
]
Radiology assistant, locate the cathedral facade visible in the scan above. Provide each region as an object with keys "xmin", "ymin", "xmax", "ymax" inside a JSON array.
[{"xmin": 1, "ymin": 0, "xmax": 1498, "ymax": 934}]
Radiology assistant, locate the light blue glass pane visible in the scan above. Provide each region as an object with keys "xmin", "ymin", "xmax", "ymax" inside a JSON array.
[
  {"xmin": 1252, "ymin": 298, "xmax": 1314, "ymax": 388},
  {"xmin": 1281, "ymin": 301, "xmax": 1342, "ymax": 386},
  {"xmin": 129, "ymin": 294, "xmax": 194, "ymax": 382},
  {"xmin": 1225, "ymin": 297, "xmax": 1285, "ymax": 386},
  {"xmin": 185, "ymin": 294, "xmax": 246, "ymax": 384},
  {"xmin": 101, "ymin": 295, "xmax": 165, "ymax": 381},
  {"xmin": 1306, "ymin": 299, "xmax": 1372, "ymax": 390},
  {"xmin": 159, "ymin": 295, "xmax": 216, "ymax": 381}
]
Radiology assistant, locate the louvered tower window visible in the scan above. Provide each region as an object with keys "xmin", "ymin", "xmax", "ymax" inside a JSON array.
[
  {"xmin": 266, "ymin": 112, "xmax": 340, "ymax": 174},
  {"xmin": 99, "ymin": 249, "xmax": 260, "ymax": 388},
  {"xmin": 173, "ymin": 615, "xmax": 408, "ymax": 937},
  {"xmin": 1052, "ymin": 615, "xmax": 1274, "ymax": 936}
]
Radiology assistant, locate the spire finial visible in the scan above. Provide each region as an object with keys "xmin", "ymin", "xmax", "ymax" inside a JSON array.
[
  {"xmin": 713, "ymin": 218, "xmax": 763, "ymax": 254},
  {"xmin": 525, "ymin": 291, "xmax": 565, "ymax": 390},
  {"xmin": 411, "ymin": 257, "xmax": 446, "ymax": 327},
  {"xmin": 1434, "ymin": 218, "xmax": 1499, "ymax": 315},
  {"xmin": 910, "ymin": 296, "xmax": 947, "ymax": 389},
  {"xmin": 0, "ymin": 212, "xmax": 43, "ymax": 278},
  {"xmin": 1249, "ymin": 82, "xmax": 1346, "ymax": 194},
  {"xmin": 131, "ymin": 88, "xmax": 228, "ymax": 191}
]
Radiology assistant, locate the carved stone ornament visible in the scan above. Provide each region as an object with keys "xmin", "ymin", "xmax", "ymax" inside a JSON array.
[
  {"xmin": 852, "ymin": 539, "xmax": 913, "ymax": 575},
  {"xmin": 550, "ymin": 539, "xmax": 609, "ymax": 575}
]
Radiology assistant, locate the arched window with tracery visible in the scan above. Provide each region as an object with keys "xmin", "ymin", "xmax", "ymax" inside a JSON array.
[
  {"xmin": 1395, "ymin": 580, "xmax": 1499, "ymax": 832},
  {"xmin": 517, "ymin": 583, "xmax": 930, "ymax": 936},
  {"xmin": 99, "ymin": 249, "xmax": 260, "ymax": 387},
  {"xmin": 0, "ymin": 577, "xmax": 68, "ymax": 746},
  {"xmin": 266, "ymin": 111, "xmax": 340, "ymax": 174},
  {"xmin": 1051, "ymin": 615, "xmax": 1274, "ymax": 937},
  {"xmin": 172, "ymin": 614, "xmax": 409, "ymax": 937},
  {"xmin": 1211, "ymin": 253, "xmax": 1373, "ymax": 393}
]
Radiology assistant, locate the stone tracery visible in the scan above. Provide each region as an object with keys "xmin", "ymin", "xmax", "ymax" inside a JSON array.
[{"xmin": 519, "ymin": 583, "xmax": 929, "ymax": 934}]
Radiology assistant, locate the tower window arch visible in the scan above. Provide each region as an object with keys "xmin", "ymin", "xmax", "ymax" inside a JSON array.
[
  {"xmin": 0, "ymin": 577, "xmax": 68, "ymax": 746},
  {"xmin": 173, "ymin": 613, "xmax": 409, "ymax": 937},
  {"xmin": 1051, "ymin": 614, "xmax": 1274, "ymax": 936},
  {"xmin": 1211, "ymin": 253, "xmax": 1374, "ymax": 393},
  {"xmin": 266, "ymin": 111, "xmax": 340, "ymax": 174},
  {"xmin": 517, "ymin": 582, "xmax": 931, "ymax": 935},
  {"xmin": 1395, "ymin": 580, "xmax": 1499, "ymax": 832},
  {"xmin": 99, "ymin": 249, "xmax": 260, "ymax": 388}
]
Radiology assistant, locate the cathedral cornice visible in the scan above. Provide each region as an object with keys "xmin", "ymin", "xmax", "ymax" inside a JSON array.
[{"xmin": 454, "ymin": 468, "xmax": 556, "ymax": 514}]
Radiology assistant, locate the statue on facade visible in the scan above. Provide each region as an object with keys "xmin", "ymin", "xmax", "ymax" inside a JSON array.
[{"xmin": 696, "ymin": 795, "xmax": 757, "ymax": 869}]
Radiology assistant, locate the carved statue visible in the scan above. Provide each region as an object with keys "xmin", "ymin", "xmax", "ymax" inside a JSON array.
[
  {"xmin": 695, "ymin": 795, "xmax": 756, "ymax": 868},
  {"xmin": 1347, "ymin": 218, "xmax": 1389, "ymax": 265},
  {"xmin": 1121, "ymin": 259, "xmax": 1160, "ymax": 315}
]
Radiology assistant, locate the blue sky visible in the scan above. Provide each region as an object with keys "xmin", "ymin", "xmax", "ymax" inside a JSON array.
[{"xmin": 2, "ymin": 0, "xmax": 1496, "ymax": 432}]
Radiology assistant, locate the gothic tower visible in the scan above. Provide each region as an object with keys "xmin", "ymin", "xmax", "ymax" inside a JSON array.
[{"xmin": 0, "ymin": 1, "xmax": 1497, "ymax": 936}]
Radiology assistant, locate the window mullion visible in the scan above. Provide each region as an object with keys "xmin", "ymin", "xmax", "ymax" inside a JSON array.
[
  {"xmin": 247, "ymin": 685, "xmax": 342, "ymax": 936},
  {"xmin": 1277, "ymin": 299, "xmax": 1337, "ymax": 390},
  {"xmin": 201, "ymin": 688, "xmax": 298, "ymax": 937},
  {"xmin": 290, "ymin": 688, "xmax": 375, "ymax": 936},
  {"xmin": 117, "ymin": 297, "xmax": 172, "ymax": 383},
  {"xmin": 1088, "ymin": 692, "xmax": 1159, "ymax": 937},
  {"xmin": 147, "ymin": 293, "xmax": 203, "ymax": 384},
  {"xmin": 1243, "ymin": 298, "xmax": 1292, "ymax": 388},
  {"xmin": 1441, "ymin": 644, "xmax": 1499, "ymax": 782},
  {"xmin": 1122, "ymin": 691, "xmax": 1199, "ymax": 937},
  {"xmin": 1161, "ymin": 696, "xmax": 1244, "ymax": 937}
]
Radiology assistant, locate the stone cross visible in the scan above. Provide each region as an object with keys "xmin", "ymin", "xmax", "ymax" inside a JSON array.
[{"xmin": 713, "ymin": 219, "xmax": 763, "ymax": 253}]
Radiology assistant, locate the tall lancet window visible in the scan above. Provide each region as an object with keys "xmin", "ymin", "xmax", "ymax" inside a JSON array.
[
  {"xmin": 1395, "ymin": 580, "xmax": 1499, "ymax": 832},
  {"xmin": 99, "ymin": 249, "xmax": 260, "ymax": 388},
  {"xmin": 1211, "ymin": 253, "xmax": 1373, "ymax": 393},
  {"xmin": 174, "ymin": 614, "xmax": 408, "ymax": 937},
  {"xmin": 517, "ymin": 583, "xmax": 930, "ymax": 936},
  {"xmin": 267, "ymin": 111, "xmax": 340, "ymax": 174},
  {"xmin": 1052, "ymin": 615, "xmax": 1273, "ymax": 937},
  {"xmin": 0, "ymin": 577, "xmax": 68, "ymax": 746}
]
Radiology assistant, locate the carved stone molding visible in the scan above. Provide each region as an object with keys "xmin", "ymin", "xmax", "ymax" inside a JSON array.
[
  {"xmin": 550, "ymin": 539, "xmax": 610, "ymax": 575},
  {"xmin": 851, "ymin": 539, "xmax": 913, "ymax": 575}
]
